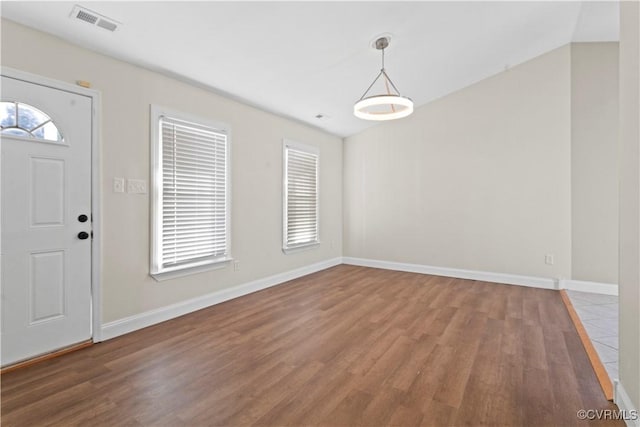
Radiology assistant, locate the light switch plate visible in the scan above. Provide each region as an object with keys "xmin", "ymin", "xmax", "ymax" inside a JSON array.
[
  {"xmin": 113, "ymin": 177, "xmax": 125, "ymax": 193},
  {"xmin": 127, "ymin": 179, "xmax": 147, "ymax": 194}
]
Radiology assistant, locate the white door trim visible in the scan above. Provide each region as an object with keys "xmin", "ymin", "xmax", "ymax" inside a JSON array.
[{"xmin": 1, "ymin": 66, "xmax": 103, "ymax": 342}]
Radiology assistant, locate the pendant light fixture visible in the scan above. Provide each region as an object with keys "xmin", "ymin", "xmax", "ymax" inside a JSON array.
[{"xmin": 354, "ymin": 36, "xmax": 413, "ymax": 121}]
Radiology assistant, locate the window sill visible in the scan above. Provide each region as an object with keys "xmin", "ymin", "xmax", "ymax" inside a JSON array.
[
  {"xmin": 151, "ymin": 258, "xmax": 232, "ymax": 282},
  {"xmin": 282, "ymin": 242, "xmax": 320, "ymax": 255}
]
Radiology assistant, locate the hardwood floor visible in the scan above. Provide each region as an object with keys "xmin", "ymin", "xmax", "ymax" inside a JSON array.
[{"xmin": 1, "ymin": 265, "xmax": 622, "ymax": 426}]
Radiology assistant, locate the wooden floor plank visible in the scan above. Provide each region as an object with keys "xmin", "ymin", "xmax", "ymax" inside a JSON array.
[
  {"xmin": 0, "ymin": 340, "xmax": 93, "ymax": 375},
  {"xmin": 0, "ymin": 265, "xmax": 622, "ymax": 426},
  {"xmin": 560, "ymin": 289, "xmax": 614, "ymax": 401}
]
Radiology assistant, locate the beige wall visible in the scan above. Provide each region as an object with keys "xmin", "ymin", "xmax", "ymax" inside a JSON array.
[
  {"xmin": 344, "ymin": 46, "xmax": 573, "ymax": 279},
  {"xmin": 1, "ymin": 19, "xmax": 343, "ymax": 323},
  {"xmin": 619, "ymin": 0, "xmax": 640, "ymax": 411},
  {"xmin": 571, "ymin": 42, "xmax": 619, "ymax": 284}
]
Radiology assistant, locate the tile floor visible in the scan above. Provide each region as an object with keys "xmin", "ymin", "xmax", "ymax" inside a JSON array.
[{"xmin": 566, "ymin": 290, "xmax": 619, "ymax": 380}]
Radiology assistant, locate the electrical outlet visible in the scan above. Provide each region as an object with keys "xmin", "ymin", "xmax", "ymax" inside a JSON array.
[
  {"xmin": 127, "ymin": 179, "xmax": 147, "ymax": 194},
  {"xmin": 113, "ymin": 177, "xmax": 125, "ymax": 193},
  {"xmin": 233, "ymin": 261, "xmax": 240, "ymax": 272},
  {"xmin": 545, "ymin": 254, "xmax": 554, "ymax": 265}
]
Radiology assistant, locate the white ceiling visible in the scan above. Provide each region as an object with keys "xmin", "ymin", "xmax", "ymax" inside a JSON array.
[{"xmin": 1, "ymin": 1, "xmax": 619, "ymax": 137}]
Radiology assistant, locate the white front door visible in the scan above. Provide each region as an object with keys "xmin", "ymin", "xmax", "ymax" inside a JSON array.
[{"xmin": 1, "ymin": 75, "xmax": 93, "ymax": 367}]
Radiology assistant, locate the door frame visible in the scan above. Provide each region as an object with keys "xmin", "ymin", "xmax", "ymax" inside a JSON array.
[{"xmin": 1, "ymin": 66, "xmax": 103, "ymax": 342}]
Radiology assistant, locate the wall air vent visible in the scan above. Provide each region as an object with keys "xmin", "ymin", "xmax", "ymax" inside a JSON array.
[{"xmin": 70, "ymin": 5, "xmax": 120, "ymax": 32}]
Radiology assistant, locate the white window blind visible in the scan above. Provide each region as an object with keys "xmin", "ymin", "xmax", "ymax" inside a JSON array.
[
  {"xmin": 151, "ymin": 108, "xmax": 230, "ymax": 278},
  {"xmin": 283, "ymin": 141, "xmax": 319, "ymax": 251}
]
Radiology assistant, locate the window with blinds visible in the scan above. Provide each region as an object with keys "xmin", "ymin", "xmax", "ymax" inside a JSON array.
[
  {"xmin": 283, "ymin": 141, "xmax": 319, "ymax": 252},
  {"xmin": 151, "ymin": 106, "xmax": 230, "ymax": 279}
]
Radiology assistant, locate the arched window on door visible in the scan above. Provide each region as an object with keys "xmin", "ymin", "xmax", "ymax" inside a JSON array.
[{"xmin": 0, "ymin": 101, "xmax": 64, "ymax": 142}]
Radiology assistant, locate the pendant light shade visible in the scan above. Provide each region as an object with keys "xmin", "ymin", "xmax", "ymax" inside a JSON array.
[
  {"xmin": 354, "ymin": 95, "xmax": 414, "ymax": 121},
  {"xmin": 354, "ymin": 37, "xmax": 413, "ymax": 121}
]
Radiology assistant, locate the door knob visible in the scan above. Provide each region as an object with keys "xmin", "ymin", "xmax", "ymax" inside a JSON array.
[
  {"xmin": 78, "ymin": 214, "xmax": 88, "ymax": 223},
  {"xmin": 77, "ymin": 231, "xmax": 89, "ymax": 240}
]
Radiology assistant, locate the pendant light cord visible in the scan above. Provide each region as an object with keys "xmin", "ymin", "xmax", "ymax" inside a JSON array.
[
  {"xmin": 358, "ymin": 71, "xmax": 384, "ymax": 101},
  {"xmin": 381, "ymin": 48, "xmax": 395, "ymax": 110},
  {"xmin": 358, "ymin": 45, "xmax": 404, "ymax": 102}
]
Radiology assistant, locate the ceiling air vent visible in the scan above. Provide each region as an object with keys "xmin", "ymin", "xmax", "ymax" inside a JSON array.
[
  {"xmin": 96, "ymin": 19, "xmax": 118, "ymax": 32},
  {"xmin": 70, "ymin": 5, "xmax": 120, "ymax": 32},
  {"xmin": 76, "ymin": 9, "xmax": 98, "ymax": 24}
]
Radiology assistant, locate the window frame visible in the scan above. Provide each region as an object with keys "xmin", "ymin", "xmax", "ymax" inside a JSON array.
[
  {"xmin": 150, "ymin": 105, "xmax": 232, "ymax": 281},
  {"xmin": 282, "ymin": 139, "xmax": 320, "ymax": 254}
]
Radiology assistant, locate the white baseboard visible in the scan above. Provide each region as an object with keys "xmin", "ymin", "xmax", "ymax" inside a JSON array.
[
  {"xmin": 614, "ymin": 380, "xmax": 640, "ymax": 427},
  {"xmin": 559, "ymin": 279, "xmax": 619, "ymax": 296},
  {"xmin": 100, "ymin": 257, "xmax": 342, "ymax": 341},
  {"xmin": 342, "ymin": 257, "xmax": 558, "ymax": 290}
]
